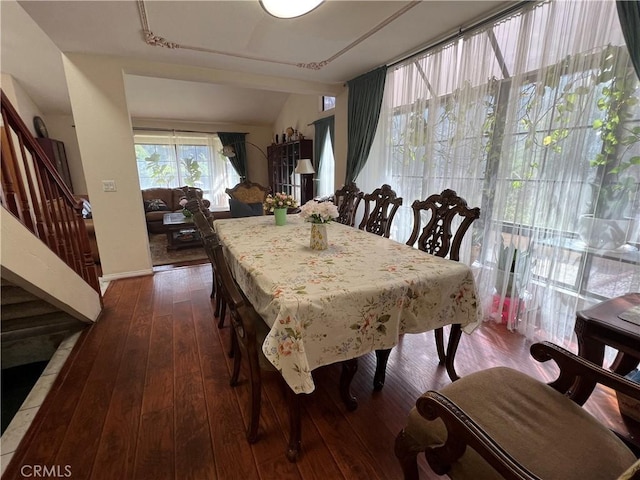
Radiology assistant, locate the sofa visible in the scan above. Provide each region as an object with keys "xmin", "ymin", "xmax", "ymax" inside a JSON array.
[{"xmin": 142, "ymin": 187, "xmax": 210, "ymax": 233}]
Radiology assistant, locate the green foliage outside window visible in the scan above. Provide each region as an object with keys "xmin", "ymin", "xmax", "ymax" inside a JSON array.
[
  {"xmin": 519, "ymin": 46, "xmax": 640, "ymax": 219},
  {"xmin": 144, "ymin": 152, "xmax": 175, "ymax": 187},
  {"xmin": 393, "ymin": 45, "xmax": 639, "ymax": 225},
  {"xmin": 180, "ymin": 155, "xmax": 203, "ymax": 186}
]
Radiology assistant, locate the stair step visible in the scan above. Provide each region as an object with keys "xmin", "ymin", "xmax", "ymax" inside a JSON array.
[
  {"xmin": 1, "ymin": 311, "xmax": 83, "ymax": 341},
  {"xmin": 1, "ymin": 299, "xmax": 60, "ymax": 320},
  {"xmin": 1, "ymin": 285, "xmax": 40, "ymax": 305},
  {"xmin": 1, "ymin": 324, "xmax": 86, "ymax": 369}
]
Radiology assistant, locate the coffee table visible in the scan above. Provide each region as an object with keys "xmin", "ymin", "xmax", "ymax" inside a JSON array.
[{"xmin": 162, "ymin": 212, "xmax": 201, "ymax": 250}]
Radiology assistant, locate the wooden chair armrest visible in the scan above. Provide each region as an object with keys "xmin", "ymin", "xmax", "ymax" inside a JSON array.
[
  {"xmin": 530, "ymin": 341, "xmax": 640, "ymax": 401},
  {"xmin": 415, "ymin": 391, "xmax": 542, "ymax": 480}
]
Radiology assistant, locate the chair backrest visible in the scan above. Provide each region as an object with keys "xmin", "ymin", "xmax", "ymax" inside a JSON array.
[
  {"xmin": 405, "ymin": 189, "xmax": 480, "ymax": 261},
  {"xmin": 192, "ymin": 207, "xmax": 215, "ymax": 237},
  {"xmin": 358, "ymin": 184, "xmax": 403, "ymax": 238},
  {"xmin": 333, "ymin": 182, "xmax": 362, "ymax": 227},
  {"xmin": 225, "ymin": 181, "xmax": 270, "ymax": 204}
]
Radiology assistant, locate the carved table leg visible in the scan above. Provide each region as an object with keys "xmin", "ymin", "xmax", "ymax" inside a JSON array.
[
  {"xmin": 374, "ymin": 349, "xmax": 392, "ymax": 391},
  {"xmin": 340, "ymin": 358, "xmax": 359, "ymax": 411}
]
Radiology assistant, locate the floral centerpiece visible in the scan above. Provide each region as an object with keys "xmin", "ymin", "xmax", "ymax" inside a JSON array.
[
  {"xmin": 264, "ymin": 192, "xmax": 298, "ymax": 226},
  {"xmin": 299, "ymin": 200, "xmax": 339, "ymax": 224},
  {"xmin": 179, "ymin": 198, "xmax": 193, "ymax": 218},
  {"xmin": 263, "ymin": 192, "xmax": 298, "ymax": 212},
  {"xmin": 299, "ymin": 200, "xmax": 338, "ymax": 250}
]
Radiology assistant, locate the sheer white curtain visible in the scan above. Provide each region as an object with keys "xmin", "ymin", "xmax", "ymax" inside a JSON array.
[
  {"xmin": 203, "ymin": 135, "xmax": 241, "ymax": 208},
  {"xmin": 358, "ymin": 0, "xmax": 640, "ymax": 353},
  {"xmin": 317, "ymin": 129, "xmax": 335, "ymax": 198}
]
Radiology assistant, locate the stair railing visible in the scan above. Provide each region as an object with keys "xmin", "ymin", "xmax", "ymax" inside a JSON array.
[{"xmin": 0, "ymin": 90, "xmax": 100, "ymax": 294}]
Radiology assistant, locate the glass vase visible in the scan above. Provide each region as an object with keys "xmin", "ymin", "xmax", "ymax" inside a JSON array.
[
  {"xmin": 274, "ymin": 208, "xmax": 287, "ymax": 226},
  {"xmin": 310, "ymin": 223, "xmax": 328, "ymax": 250}
]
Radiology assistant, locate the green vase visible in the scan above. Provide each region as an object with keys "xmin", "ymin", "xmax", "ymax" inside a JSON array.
[{"xmin": 274, "ymin": 208, "xmax": 287, "ymax": 226}]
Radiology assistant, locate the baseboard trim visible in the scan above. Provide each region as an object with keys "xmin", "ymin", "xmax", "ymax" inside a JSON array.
[{"xmin": 100, "ymin": 268, "xmax": 154, "ymax": 283}]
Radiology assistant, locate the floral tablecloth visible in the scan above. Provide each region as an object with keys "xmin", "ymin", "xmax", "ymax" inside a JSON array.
[{"xmin": 214, "ymin": 215, "xmax": 481, "ymax": 394}]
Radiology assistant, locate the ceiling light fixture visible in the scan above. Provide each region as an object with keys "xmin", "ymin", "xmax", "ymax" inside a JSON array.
[{"xmin": 259, "ymin": 0, "xmax": 324, "ymax": 19}]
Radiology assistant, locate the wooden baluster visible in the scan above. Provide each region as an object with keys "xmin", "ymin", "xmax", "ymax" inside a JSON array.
[
  {"xmin": 0, "ymin": 126, "xmax": 22, "ymax": 217},
  {"xmin": 1, "ymin": 89, "xmax": 100, "ymax": 294},
  {"xmin": 1, "ymin": 109, "xmax": 35, "ymax": 231}
]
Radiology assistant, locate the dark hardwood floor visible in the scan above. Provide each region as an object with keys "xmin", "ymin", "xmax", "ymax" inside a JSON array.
[{"xmin": 3, "ymin": 264, "xmax": 634, "ymax": 479}]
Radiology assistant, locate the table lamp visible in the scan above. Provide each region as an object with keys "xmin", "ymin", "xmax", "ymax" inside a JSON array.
[{"xmin": 294, "ymin": 159, "xmax": 315, "ymax": 205}]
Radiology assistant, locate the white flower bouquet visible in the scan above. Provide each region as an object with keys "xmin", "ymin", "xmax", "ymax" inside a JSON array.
[{"xmin": 299, "ymin": 200, "xmax": 339, "ymax": 224}]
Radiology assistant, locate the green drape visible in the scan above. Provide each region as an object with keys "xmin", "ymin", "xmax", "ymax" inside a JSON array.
[
  {"xmin": 312, "ymin": 115, "xmax": 334, "ymax": 174},
  {"xmin": 344, "ymin": 66, "xmax": 387, "ymax": 184},
  {"xmin": 617, "ymin": 0, "xmax": 640, "ymax": 80},
  {"xmin": 218, "ymin": 132, "xmax": 247, "ymax": 181}
]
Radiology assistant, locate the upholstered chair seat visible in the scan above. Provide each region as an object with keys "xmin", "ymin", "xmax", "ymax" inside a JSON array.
[
  {"xmin": 395, "ymin": 342, "xmax": 640, "ymax": 480},
  {"xmin": 402, "ymin": 367, "xmax": 636, "ymax": 480}
]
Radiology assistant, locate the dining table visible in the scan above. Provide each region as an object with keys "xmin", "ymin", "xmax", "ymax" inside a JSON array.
[{"xmin": 214, "ymin": 214, "xmax": 482, "ymax": 398}]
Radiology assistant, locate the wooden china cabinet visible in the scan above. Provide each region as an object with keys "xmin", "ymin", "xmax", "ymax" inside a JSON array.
[{"xmin": 267, "ymin": 139, "xmax": 313, "ymax": 204}]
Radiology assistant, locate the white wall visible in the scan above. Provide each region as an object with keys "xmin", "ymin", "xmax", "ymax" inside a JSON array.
[
  {"xmin": 1, "ymin": 209, "xmax": 101, "ymax": 322},
  {"xmin": 273, "ymin": 93, "xmax": 319, "ymax": 142},
  {"xmin": 334, "ymin": 89, "xmax": 349, "ymax": 188},
  {"xmin": 62, "ymin": 53, "xmax": 153, "ymax": 279},
  {"xmin": 273, "ymin": 89, "xmax": 349, "ymax": 190},
  {"xmin": 1, "ymin": 74, "xmax": 44, "ymax": 138}
]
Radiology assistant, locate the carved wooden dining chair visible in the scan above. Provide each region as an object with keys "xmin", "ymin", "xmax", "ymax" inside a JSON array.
[
  {"xmin": 182, "ymin": 185, "xmax": 214, "ymax": 225},
  {"xmin": 405, "ymin": 188, "xmax": 480, "ymax": 381},
  {"xmin": 184, "ymin": 199, "xmax": 227, "ymax": 329},
  {"xmin": 333, "ymin": 182, "xmax": 362, "ymax": 227},
  {"xmin": 395, "ymin": 341, "xmax": 640, "ymax": 480},
  {"xmin": 370, "ymin": 190, "xmax": 480, "ymax": 392},
  {"xmin": 183, "ymin": 187, "xmax": 215, "ymax": 286},
  {"xmin": 226, "ymin": 180, "xmax": 270, "ymax": 205},
  {"xmin": 358, "ymin": 184, "xmax": 403, "ymax": 238},
  {"xmin": 209, "ymin": 233, "xmax": 302, "ymax": 460}
]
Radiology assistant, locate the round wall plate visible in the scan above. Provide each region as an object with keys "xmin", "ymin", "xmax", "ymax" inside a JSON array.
[{"xmin": 33, "ymin": 116, "xmax": 49, "ymax": 138}]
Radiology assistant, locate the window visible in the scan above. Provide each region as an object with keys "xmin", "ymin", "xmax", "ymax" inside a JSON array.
[
  {"xmin": 322, "ymin": 96, "xmax": 336, "ymax": 111},
  {"xmin": 358, "ymin": 0, "xmax": 640, "ymax": 353},
  {"xmin": 317, "ymin": 128, "xmax": 335, "ymax": 197},
  {"xmin": 134, "ymin": 132, "xmax": 240, "ymax": 209}
]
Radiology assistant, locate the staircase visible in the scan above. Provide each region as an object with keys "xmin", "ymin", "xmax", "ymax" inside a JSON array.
[
  {"xmin": 1, "ymin": 280, "xmax": 89, "ymax": 369},
  {"xmin": 1, "ymin": 89, "xmax": 101, "ymax": 368}
]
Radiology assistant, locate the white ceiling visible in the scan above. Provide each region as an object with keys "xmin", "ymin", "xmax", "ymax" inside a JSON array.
[{"xmin": 4, "ymin": 0, "xmax": 511, "ymax": 125}]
